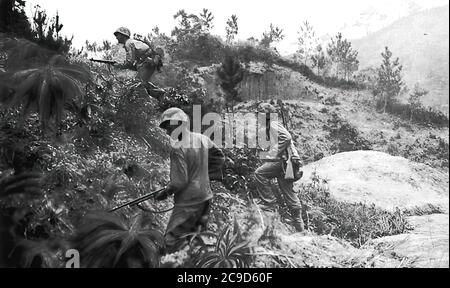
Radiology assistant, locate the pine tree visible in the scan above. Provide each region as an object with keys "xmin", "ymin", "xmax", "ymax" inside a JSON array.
[
  {"xmin": 311, "ymin": 44, "xmax": 327, "ymax": 75},
  {"xmin": 225, "ymin": 15, "xmax": 238, "ymax": 43},
  {"xmin": 217, "ymin": 55, "xmax": 244, "ymax": 112},
  {"xmin": 260, "ymin": 24, "xmax": 284, "ymax": 48},
  {"xmin": 375, "ymin": 46, "xmax": 403, "ymax": 113},
  {"xmin": 408, "ymin": 83, "xmax": 428, "ymax": 121},
  {"xmin": 327, "ymin": 33, "xmax": 359, "ymax": 79},
  {"xmin": 296, "ymin": 20, "xmax": 317, "ymax": 65}
]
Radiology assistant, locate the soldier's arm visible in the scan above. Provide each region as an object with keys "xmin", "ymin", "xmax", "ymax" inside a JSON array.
[
  {"xmin": 114, "ymin": 41, "xmax": 137, "ymax": 70},
  {"xmin": 271, "ymin": 121, "xmax": 292, "ymax": 154},
  {"xmin": 207, "ymin": 141, "xmax": 225, "ymax": 180},
  {"xmin": 166, "ymin": 149, "xmax": 188, "ymax": 196}
]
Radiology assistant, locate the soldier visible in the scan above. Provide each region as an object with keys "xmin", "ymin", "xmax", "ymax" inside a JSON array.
[
  {"xmin": 254, "ymin": 103, "xmax": 305, "ymax": 232},
  {"xmin": 113, "ymin": 27, "xmax": 162, "ymax": 82},
  {"xmin": 155, "ymin": 108, "xmax": 224, "ymax": 253}
]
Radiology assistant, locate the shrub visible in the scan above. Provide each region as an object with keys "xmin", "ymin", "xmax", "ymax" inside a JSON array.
[
  {"xmin": 72, "ymin": 211, "xmax": 165, "ymax": 268},
  {"xmin": 190, "ymin": 220, "xmax": 252, "ymax": 268},
  {"xmin": 171, "ymin": 33, "xmax": 225, "ymax": 65},
  {"xmin": 326, "ymin": 112, "xmax": 372, "ymax": 153},
  {"xmin": 1, "ymin": 54, "xmax": 91, "ymax": 129},
  {"xmin": 298, "ymin": 172, "xmax": 412, "ymax": 247}
]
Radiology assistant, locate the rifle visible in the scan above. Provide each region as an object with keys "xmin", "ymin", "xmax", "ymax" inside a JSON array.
[
  {"xmin": 108, "ymin": 187, "xmax": 165, "ymax": 212},
  {"xmin": 89, "ymin": 58, "xmax": 117, "ymax": 65}
]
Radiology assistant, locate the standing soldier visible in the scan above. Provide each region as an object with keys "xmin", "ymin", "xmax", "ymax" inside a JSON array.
[
  {"xmin": 113, "ymin": 27, "xmax": 162, "ymax": 82},
  {"xmin": 155, "ymin": 108, "xmax": 224, "ymax": 253},
  {"xmin": 254, "ymin": 103, "xmax": 305, "ymax": 232}
]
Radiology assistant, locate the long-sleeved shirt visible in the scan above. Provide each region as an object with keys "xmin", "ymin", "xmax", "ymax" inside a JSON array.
[
  {"xmin": 123, "ymin": 39, "xmax": 150, "ymax": 68},
  {"xmin": 168, "ymin": 132, "xmax": 223, "ymax": 207},
  {"xmin": 267, "ymin": 121, "xmax": 300, "ymax": 160}
]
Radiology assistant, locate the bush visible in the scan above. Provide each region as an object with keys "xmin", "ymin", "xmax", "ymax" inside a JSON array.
[
  {"xmin": 386, "ymin": 101, "xmax": 449, "ymax": 127},
  {"xmin": 170, "ymin": 33, "xmax": 225, "ymax": 65},
  {"xmin": 298, "ymin": 172, "xmax": 412, "ymax": 247},
  {"xmin": 326, "ymin": 112, "xmax": 372, "ymax": 153}
]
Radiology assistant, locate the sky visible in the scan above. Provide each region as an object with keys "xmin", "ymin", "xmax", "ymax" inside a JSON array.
[{"xmin": 25, "ymin": 0, "xmax": 449, "ymax": 55}]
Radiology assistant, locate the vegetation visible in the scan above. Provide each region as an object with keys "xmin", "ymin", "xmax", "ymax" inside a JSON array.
[
  {"xmin": 373, "ymin": 46, "xmax": 404, "ymax": 113},
  {"xmin": 298, "ymin": 172, "xmax": 412, "ymax": 247},
  {"xmin": 0, "ymin": 3, "xmax": 447, "ymax": 268}
]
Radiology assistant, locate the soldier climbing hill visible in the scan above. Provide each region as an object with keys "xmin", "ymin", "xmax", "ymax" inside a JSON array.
[
  {"xmin": 254, "ymin": 103, "xmax": 305, "ymax": 232},
  {"xmin": 113, "ymin": 27, "xmax": 163, "ymax": 83}
]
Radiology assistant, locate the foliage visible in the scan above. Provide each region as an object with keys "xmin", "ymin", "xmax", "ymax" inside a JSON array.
[
  {"xmin": 296, "ymin": 20, "xmax": 317, "ymax": 65},
  {"xmin": 225, "ymin": 15, "xmax": 239, "ymax": 43},
  {"xmin": 311, "ymin": 44, "xmax": 327, "ymax": 75},
  {"xmin": 72, "ymin": 211, "xmax": 165, "ymax": 268},
  {"xmin": 0, "ymin": 0, "xmax": 34, "ymax": 39},
  {"xmin": 327, "ymin": 33, "xmax": 359, "ymax": 80},
  {"xmin": 1, "ymin": 54, "xmax": 91, "ymax": 129},
  {"xmin": 31, "ymin": 5, "xmax": 72, "ymax": 53},
  {"xmin": 222, "ymin": 145, "xmax": 260, "ymax": 198},
  {"xmin": 373, "ymin": 46, "xmax": 404, "ymax": 113},
  {"xmin": 407, "ymin": 83, "xmax": 428, "ymax": 120},
  {"xmin": 326, "ymin": 112, "xmax": 372, "ymax": 153},
  {"xmin": 260, "ymin": 24, "xmax": 284, "ymax": 48},
  {"xmin": 8, "ymin": 238, "xmax": 65, "ymax": 268},
  {"xmin": 0, "ymin": 172, "xmax": 41, "ymax": 198},
  {"xmin": 190, "ymin": 219, "xmax": 251, "ymax": 268},
  {"xmin": 217, "ymin": 55, "xmax": 244, "ymax": 110},
  {"xmin": 298, "ymin": 171, "xmax": 412, "ymax": 247}
]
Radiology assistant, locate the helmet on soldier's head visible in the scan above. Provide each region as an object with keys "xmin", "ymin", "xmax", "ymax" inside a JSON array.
[
  {"xmin": 114, "ymin": 27, "xmax": 131, "ymax": 38},
  {"xmin": 258, "ymin": 103, "xmax": 277, "ymax": 114},
  {"xmin": 159, "ymin": 107, "xmax": 189, "ymax": 128}
]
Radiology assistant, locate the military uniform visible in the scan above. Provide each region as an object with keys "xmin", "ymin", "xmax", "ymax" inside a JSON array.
[
  {"xmin": 114, "ymin": 27, "xmax": 161, "ymax": 82},
  {"xmin": 255, "ymin": 104, "xmax": 305, "ymax": 232},
  {"xmin": 157, "ymin": 108, "xmax": 224, "ymax": 253}
]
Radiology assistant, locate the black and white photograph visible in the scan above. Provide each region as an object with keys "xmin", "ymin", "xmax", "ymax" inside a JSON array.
[{"xmin": 0, "ymin": 0, "xmax": 448, "ymax": 271}]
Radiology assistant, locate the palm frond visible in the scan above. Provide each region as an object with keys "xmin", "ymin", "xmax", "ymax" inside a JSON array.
[
  {"xmin": 0, "ymin": 173, "xmax": 42, "ymax": 198},
  {"xmin": 9, "ymin": 239, "xmax": 64, "ymax": 268},
  {"xmin": 72, "ymin": 212, "xmax": 165, "ymax": 268},
  {"xmin": 192, "ymin": 221, "xmax": 252, "ymax": 268},
  {"xmin": 0, "ymin": 54, "xmax": 92, "ymax": 128}
]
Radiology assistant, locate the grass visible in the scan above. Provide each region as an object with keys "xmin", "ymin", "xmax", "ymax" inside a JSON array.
[{"xmin": 298, "ymin": 172, "xmax": 412, "ymax": 247}]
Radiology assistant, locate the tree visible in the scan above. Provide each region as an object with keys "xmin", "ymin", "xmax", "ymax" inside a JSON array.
[
  {"xmin": 31, "ymin": 5, "xmax": 72, "ymax": 53},
  {"xmin": 327, "ymin": 33, "xmax": 359, "ymax": 79},
  {"xmin": 217, "ymin": 55, "xmax": 244, "ymax": 112},
  {"xmin": 374, "ymin": 46, "xmax": 403, "ymax": 113},
  {"xmin": 199, "ymin": 8, "xmax": 214, "ymax": 33},
  {"xmin": 296, "ymin": 20, "xmax": 317, "ymax": 65},
  {"xmin": 172, "ymin": 8, "xmax": 214, "ymax": 39},
  {"xmin": 408, "ymin": 83, "xmax": 428, "ymax": 120},
  {"xmin": 0, "ymin": 0, "xmax": 34, "ymax": 38},
  {"xmin": 311, "ymin": 44, "xmax": 327, "ymax": 75},
  {"xmin": 260, "ymin": 24, "xmax": 284, "ymax": 48},
  {"xmin": 225, "ymin": 15, "xmax": 239, "ymax": 43}
]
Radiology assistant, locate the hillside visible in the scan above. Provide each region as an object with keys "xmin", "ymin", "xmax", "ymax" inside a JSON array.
[
  {"xmin": 1, "ymin": 31, "xmax": 449, "ymax": 268},
  {"xmin": 352, "ymin": 6, "xmax": 449, "ymax": 110}
]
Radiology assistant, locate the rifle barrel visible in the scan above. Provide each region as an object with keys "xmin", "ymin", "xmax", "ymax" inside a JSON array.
[{"xmin": 108, "ymin": 188, "xmax": 165, "ymax": 212}]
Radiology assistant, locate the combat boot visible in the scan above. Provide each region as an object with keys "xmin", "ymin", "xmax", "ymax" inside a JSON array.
[{"xmin": 290, "ymin": 208, "xmax": 305, "ymax": 232}]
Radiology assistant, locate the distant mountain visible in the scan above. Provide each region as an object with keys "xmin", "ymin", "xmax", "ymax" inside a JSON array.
[{"xmin": 352, "ymin": 6, "xmax": 449, "ymax": 110}]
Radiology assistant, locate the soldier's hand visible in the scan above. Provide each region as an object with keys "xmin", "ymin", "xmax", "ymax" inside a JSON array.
[{"xmin": 154, "ymin": 189, "xmax": 170, "ymax": 201}]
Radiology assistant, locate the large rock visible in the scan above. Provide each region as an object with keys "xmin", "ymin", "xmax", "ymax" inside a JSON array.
[
  {"xmin": 296, "ymin": 151, "xmax": 449, "ymax": 267},
  {"xmin": 296, "ymin": 150, "xmax": 449, "ymax": 212}
]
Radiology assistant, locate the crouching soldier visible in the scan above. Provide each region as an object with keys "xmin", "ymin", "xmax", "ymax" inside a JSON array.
[
  {"xmin": 254, "ymin": 103, "xmax": 305, "ymax": 232},
  {"xmin": 113, "ymin": 27, "xmax": 163, "ymax": 83},
  {"xmin": 155, "ymin": 108, "xmax": 224, "ymax": 253}
]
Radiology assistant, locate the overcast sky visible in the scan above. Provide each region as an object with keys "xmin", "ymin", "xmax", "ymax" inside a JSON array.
[{"xmin": 25, "ymin": 0, "xmax": 449, "ymax": 55}]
